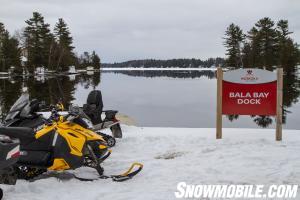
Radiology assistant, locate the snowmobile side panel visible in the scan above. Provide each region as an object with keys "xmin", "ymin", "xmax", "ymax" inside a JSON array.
[
  {"xmin": 56, "ymin": 126, "xmax": 86, "ymax": 157},
  {"xmin": 58, "ymin": 121, "xmax": 104, "ymax": 142},
  {"xmin": 48, "ymin": 158, "xmax": 70, "ymax": 171},
  {"xmin": 35, "ymin": 124, "xmax": 55, "ymax": 139},
  {"xmin": 18, "ymin": 151, "xmax": 51, "ymax": 167},
  {"xmin": 0, "ymin": 139, "xmax": 20, "ymax": 169},
  {"xmin": 52, "ymin": 134, "xmax": 84, "ymax": 170}
]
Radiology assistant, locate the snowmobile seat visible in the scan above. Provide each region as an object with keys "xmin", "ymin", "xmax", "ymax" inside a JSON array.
[
  {"xmin": 83, "ymin": 90, "xmax": 103, "ymax": 124},
  {"xmin": 0, "ymin": 127, "xmax": 35, "ymax": 144},
  {"xmin": 29, "ymin": 99, "xmax": 41, "ymax": 114}
]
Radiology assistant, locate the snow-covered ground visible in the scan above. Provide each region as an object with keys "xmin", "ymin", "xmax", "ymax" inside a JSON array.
[{"xmin": 1, "ymin": 126, "xmax": 300, "ymax": 200}]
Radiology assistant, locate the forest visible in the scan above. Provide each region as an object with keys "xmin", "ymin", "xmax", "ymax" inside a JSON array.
[
  {"xmin": 223, "ymin": 17, "xmax": 300, "ymax": 128},
  {"xmin": 0, "ymin": 12, "xmax": 101, "ymax": 73},
  {"xmin": 102, "ymin": 58, "xmax": 225, "ymax": 68},
  {"xmin": 223, "ymin": 17, "xmax": 300, "ymax": 73}
]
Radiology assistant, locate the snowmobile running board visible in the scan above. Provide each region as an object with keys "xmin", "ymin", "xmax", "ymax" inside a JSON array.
[{"xmin": 74, "ymin": 163, "xmax": 143, "ymax": 182}]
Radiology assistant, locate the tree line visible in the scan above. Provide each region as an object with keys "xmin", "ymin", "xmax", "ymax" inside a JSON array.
[
  {"xmin": 102, "ymin": 58, "xmax": 225, "ymax": 68},
  {"xmin": 224, "ymin": 17, "xmax": 300, "ymax": 72},
  {"xmin": 112, "ymin": 70, "xmax": 216, "ymax": 79},
  {"xmin": 224, "ymin": 17, "xmax": 300, "ymax": 128},
  {"xmin": 0, "ymin": 12, "xmax": 101, "ymax": 73}
]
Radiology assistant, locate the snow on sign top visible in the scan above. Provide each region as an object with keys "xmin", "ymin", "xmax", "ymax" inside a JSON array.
[{"xmin": 223, "ymin": 68, "xmax": 276, "ymax": 84}]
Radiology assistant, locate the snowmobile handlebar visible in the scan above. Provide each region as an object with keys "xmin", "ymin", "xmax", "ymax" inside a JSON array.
[
  {"xmin": 40, "ymin": 103, "xmax": 66, "ymax": 125},
  {"xmin": 44, "ymin": 104, "xmax": 82, "ymax": 124}
]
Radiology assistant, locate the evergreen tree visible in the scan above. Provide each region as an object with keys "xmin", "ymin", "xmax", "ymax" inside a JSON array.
[
  {"xmin": 277, "ymin": 20, "xmax": 292, "ymax": 39},
  {"xmin": 23, "ymin": 12, "xmax": 52, "ymax": 72},
  {"xmin": 244, "ymin": 27, "xmax": 262, "ymax": 68},
  {"xmin": 241, "ymin": 42, "xmax": 252, "ymax": 68},
  {"xmin": 276, "ymin": 20, "xmax": 298, "ymax": 73},
  {"xmin": 91, "ymin": 51, "xmax": 101, "ymax": 69},
  {"xmin": 0, "ymin": 22, "xmax": 21, "ymax": 72},
  {"xmin": 2, "ymin": 36, "xmax": 21, "ymax": 71},
  {"xmin": 223, "ymin": 23, "xmax": 245, "ymax": 68},
  {"xmin": 223, "ymin": 18, "xmax": 300, "ymax": 128},
  {"xmin": 77, "ymin": 51, "xmax": 101, "ymax": 69},
  {"xmin": 238, "ymin": 18, "xmax": 300, "ymax": 70},
  {"xmin": 53, "ymin": 18, "xmax": 75, "ymax": 71},
  {"xmin": 0, "ymin": 22, "xmax": 6, "ymax": 71},
  {"xmin": 81, "ymin": 51, "xmax": 90, "ymax": 68},
  {"xmin": 254, "ymin": 17, "xmax": 278, "ymax": 70}
]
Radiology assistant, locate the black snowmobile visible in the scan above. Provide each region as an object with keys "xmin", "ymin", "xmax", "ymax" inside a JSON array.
[
  {"xmin": 3, "ymin": 90, "xmax": 122, "ymax": 147},
  {"xmin": 0, "ymin": 135, "xmax": 20, "ymax": 200},
  {"xmin": 82, "ymin": 90, "xmax": 123, "ymax": 147}
]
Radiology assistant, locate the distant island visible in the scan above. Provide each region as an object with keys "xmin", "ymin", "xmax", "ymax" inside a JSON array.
[{"xmin": 102, "ymin": 58, "xmax": 225, "ymax": 68}]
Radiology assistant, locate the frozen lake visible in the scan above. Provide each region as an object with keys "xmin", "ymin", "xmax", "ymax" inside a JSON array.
[{"xmin": 0, "ymin": 70, "xmax": 299, "ymax": 129}]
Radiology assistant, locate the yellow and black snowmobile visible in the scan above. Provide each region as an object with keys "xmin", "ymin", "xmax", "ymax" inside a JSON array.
[
  {"xmin": 0, "ymin": 103, "xmax": 143, "ymax": 182},
  {"xmin": 4, "ymin": 90, "xmax": 122, "ymax": 148}
]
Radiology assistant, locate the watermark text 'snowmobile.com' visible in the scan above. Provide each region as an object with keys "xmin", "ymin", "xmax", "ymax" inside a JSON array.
[{"xmin": 175, "ymin": 182, "xmax": 298, "ymax": 199}]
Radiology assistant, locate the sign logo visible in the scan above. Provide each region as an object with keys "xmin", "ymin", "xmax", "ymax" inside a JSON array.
[{"xmin": 241, "ymin": 69, "xmax": 258, "ymax": 82}]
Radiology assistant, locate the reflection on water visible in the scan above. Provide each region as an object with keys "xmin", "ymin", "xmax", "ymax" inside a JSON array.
[
  {"xmin": 0, "ymin": 72, "xmax": 100, "ymax": 120},
  {"xmin": 107, "ymin": 70, "xmax": 216, "ymax": 79},
  {"xmin": 0, "ymin": 70, "xmax": 299, "ymax": 129}
]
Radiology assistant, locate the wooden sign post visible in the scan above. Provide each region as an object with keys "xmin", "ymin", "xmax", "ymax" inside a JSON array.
[
  {"xmin": 216, "ymin": 67, "xmax": 283, "ymax": 141},
  {"xmin": 216, "ymin": 68, "xmax": 223, "ymax": 139},
  {"xmin": 276, "ymin": 68, "xmax": 283, "ymax": 141}
]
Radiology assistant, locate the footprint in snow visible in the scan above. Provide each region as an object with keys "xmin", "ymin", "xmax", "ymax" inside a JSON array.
[
  {"xmin": 155, "ymin": 151, "xmax": 187, "ymax": 160},
  {"xmin": 201, "ymin": 147, "xmax": 217, "ymax": 154}
]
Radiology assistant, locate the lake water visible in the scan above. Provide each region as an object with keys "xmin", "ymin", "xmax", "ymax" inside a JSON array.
[{"xmin": 0, "ymin": 70, "xmax": 300, "ymax": 129}]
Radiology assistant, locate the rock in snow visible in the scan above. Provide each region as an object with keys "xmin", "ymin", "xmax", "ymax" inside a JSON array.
[{"xmin": 1, "ymin": 126, "xmax": 300, "ymax": 200}]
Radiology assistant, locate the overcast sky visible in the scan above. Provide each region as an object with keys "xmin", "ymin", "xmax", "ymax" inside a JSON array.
[{"xmin": 0, "ymin": 0, "xmax": 299, "ymax": 63}]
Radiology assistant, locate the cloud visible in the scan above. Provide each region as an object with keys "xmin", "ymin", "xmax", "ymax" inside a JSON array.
[{"xmin": 0, "ymin": 0, "xmax": 299, "ymax": 62}]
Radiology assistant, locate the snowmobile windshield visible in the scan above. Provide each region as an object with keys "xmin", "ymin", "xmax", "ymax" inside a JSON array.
[
  {"xmin": 5, "ymin": 93, "xmax": 30, "ymax": 121},
  {"xmin": 67, "ymin": 105, "xmax": 93, "ymax": 128},
  {"xmin": 68, "ymin": 105, "xmax": 88, "ymax": 120}
]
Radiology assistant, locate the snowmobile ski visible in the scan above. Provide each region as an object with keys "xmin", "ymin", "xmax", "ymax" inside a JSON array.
[
  {"xmin": 101, "ymin": 162, "xmax": 143, "ymax": 182},
  {"xmin": 73, "ymin": 162, "xmax": 143, "ymax": 182}
]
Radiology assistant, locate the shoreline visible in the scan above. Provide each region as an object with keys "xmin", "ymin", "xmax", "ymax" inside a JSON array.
[{"xmin": 101, "ymin": 67, "xmax": 219, "ymax": 71}]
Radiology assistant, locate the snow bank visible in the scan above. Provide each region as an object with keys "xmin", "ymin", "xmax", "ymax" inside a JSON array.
[{"xmin": 1, "ymin": 126, "xmax": 300, "ymax": 200}]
